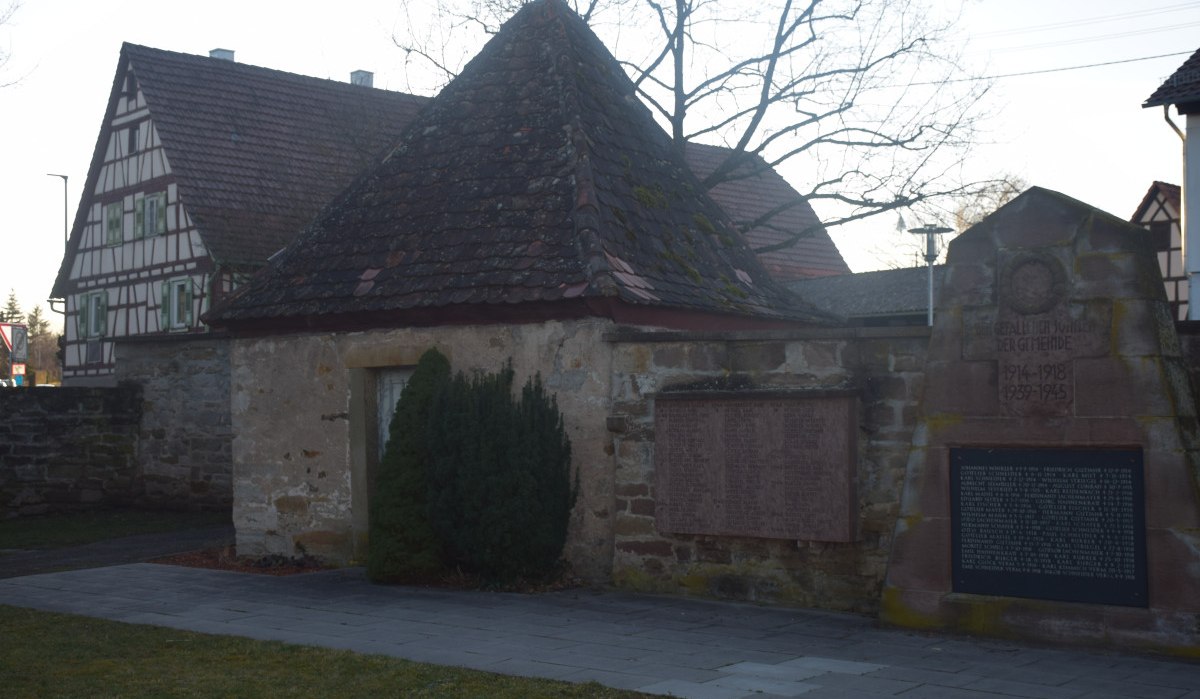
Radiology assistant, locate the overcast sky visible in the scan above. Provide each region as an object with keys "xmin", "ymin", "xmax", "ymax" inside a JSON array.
[{"xmin": 0, "ymin": 0, "xmax": 1196, "ymax": 331}]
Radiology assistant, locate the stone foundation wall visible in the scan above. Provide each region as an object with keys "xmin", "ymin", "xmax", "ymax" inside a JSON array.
[
  {"xmin": 605, "ymin": 327, "xmax": 928, "ymax": 614},
  {"xmin": 0, "ymin": 384, "xmax": 141, "ymax": 518},
  {"xmin": 116, "ymin": 335, "xmax": 233, "ymax": 509}
]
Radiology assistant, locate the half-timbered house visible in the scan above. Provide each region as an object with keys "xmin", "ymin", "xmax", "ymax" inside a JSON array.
[
  {"xmin": 1131, "ymin": 181, "xmax": 1185, "ymax": 320},
  {"xmin": 49, "ymin": 45, "xmax": 428, "ymax": 385},
  {"xmin": 50, "ymin": 44, "xmax": 846, "ymax": 387}
]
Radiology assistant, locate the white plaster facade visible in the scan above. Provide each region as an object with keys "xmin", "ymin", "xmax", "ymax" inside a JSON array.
[{"xmin": 60, "ymin": 71, "xmax": 210, "ymax": 386}]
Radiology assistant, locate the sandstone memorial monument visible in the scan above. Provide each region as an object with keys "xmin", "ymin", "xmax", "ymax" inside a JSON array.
[{"xmin": 882, "ymin": 187, "xmax": 1200, "ymax": 651}]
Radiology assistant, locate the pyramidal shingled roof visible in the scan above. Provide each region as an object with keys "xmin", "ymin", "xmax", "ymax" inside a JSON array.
[{"xmin": 209, "ymin": 0, "xmax": 832, "ymax": 329}]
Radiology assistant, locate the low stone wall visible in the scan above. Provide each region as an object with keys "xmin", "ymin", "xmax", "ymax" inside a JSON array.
[
  {"xmin": 116, "ymin": 334, "xmax": 233, "ymax": 509},
  {"xmin": 0, "ymin": 384, "xmax": 142, "ymax": 518},
  {"xmin": 606, "ymin": 326, "xmax": 928, "ymax": 615}
]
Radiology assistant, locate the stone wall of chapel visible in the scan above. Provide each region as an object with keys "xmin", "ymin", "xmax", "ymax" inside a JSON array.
[{"xmin": 230, "ymin": 319, "xmax": 616, "ymax": 580}]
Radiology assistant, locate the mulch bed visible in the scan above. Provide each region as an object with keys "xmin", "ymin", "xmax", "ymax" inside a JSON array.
[{"xmin": 151, "ymin": 547, "xmax": 329, "ymax": 576}]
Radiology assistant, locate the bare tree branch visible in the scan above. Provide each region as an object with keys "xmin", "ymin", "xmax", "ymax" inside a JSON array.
[
  {"xmin": 390, "ymin": 0, "xmax": 995, "ymax": 258},
  {"xmin": 0, "ymin": 2, "xmax": 22, "ymax": 89}
]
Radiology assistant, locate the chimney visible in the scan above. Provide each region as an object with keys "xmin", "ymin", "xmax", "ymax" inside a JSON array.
[
  {"xmin": 350, "ymin": 70, "xmax": 373, "ymax": 87},
  {"xmin": 209, "ymin": 48, "xmax": 235, "ymax": 62}
]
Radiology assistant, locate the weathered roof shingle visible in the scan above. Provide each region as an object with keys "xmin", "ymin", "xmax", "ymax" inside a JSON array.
[{"xmin": 210, "ymin": 0, "xmax": 832, "ymax": 328}]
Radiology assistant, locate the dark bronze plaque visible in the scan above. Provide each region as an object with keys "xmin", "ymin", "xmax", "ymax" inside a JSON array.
[
  {"xmin": 950, "ymin": 447, "xmax": 1147, "ymax": 607},
  {"xmin": 654, "ymin": 393, "xmax": 857, "ymax": 542}
]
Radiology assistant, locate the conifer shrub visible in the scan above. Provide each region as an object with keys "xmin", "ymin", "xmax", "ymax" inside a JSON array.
[
  {"xmin": 366, "ymin": 348, "xmax": 451, "ymax": 583},
  {"xmin": 426, "ymin": 363, "xmax": 576, "ymax": 585}
]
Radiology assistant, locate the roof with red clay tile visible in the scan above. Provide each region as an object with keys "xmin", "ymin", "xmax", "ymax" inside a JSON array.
[{"xmin": 686, "ymin": 143, "xmax": 849, "ymax": 281}]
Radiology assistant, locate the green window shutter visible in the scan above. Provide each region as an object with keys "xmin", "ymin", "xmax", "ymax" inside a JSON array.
[
  {"xmin": 77, "ymin": 295, "xmax": 89, "ymax": 337},
  {"xmin": 155, "ymin": 193, "xmax": 167, "ymax": 234},
  {"xmin": 160, "ymin": 282, "xmax": 170, "ymax": 330},
  {"xmin": 106, "ymin": 203, "xmax": 121, "ymax": 245},
  {"xmin": 134, "ymin": 197, "xmax": 145, "ymax": 238},
  {"xmin": 97, "ymin": 294, "xmax": 108, "ymax": 336},
  {"xmin": 183, "ymin": 283, "xmax": 194, "ymax": 327}
]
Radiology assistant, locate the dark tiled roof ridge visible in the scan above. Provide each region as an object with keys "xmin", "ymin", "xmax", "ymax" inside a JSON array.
[
  {"xmin": 121, "ymin": 42, "xmax": 425, "ymax": 103},
  {"xmin": 1144, "ymin": 47, "xmax": 1200, "ymax": 109}
]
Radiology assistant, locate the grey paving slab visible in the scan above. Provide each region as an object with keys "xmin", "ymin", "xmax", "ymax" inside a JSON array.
[
  {"xmin": 2, "ymin": 562, "xmax": 1199, "ymax": 699},
  {"xmin": 1060, "ymin": 677, "xmax": 1191, "ymax": 699},
  {"xmin": 867, "ymin": 665, "xmax": 986, "ymax": 688},
  {"xmin": 708, "ymin": 673, "xmax": 823, "ymax": 696},
  {"xmin": 718, "ymin": 661, "xmax": 826, "ymax": 681},
  {"xmin": 963, "ymin": 676, "xmax": 1088, "ymax": 698},
  {"xmin": 808, "ymin": 672, "xmax": 919, "ymax": 695},
  {"xmin": 780, "ymin": 657, "xmax": 886, "ymax": 675},
  {"xmin": 898, "ymin": 686, "xmax": 1022, "ymax": 699}
]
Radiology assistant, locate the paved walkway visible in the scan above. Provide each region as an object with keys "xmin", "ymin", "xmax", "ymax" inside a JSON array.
[
  {"xmin": 2, "ymin": 564, "xmax": 1199, "ymax": 698},
  {"xmin": 0, "ymin": 525, "xmax": 234, "ymax": 579}
]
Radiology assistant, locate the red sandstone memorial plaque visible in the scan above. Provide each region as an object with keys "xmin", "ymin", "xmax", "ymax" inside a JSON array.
[
  {"xmin": 961, "ymin": 253, "xmax": 1111, "ymax": 417},
  {"xmin": 653, "ymin": 392, "xmax": 857, "ymax": 542}
]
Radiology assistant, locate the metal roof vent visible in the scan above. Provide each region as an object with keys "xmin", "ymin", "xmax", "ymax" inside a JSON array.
[
  {"xmin": 350, "ymin": 70, "xmax": 373, "ymax": 87},
  {"xmin": 209, "ymin": 48, "xmax": 235, "ymax": 62}
]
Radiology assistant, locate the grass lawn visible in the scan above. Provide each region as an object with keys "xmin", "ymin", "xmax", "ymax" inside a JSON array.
[
  {"xmin": 0, "ymin": 605, "xmax": 652, "ymax": 698},
  {"xmin": 0, "ymin": 508, "xmax": 230, "ymax": 551}
]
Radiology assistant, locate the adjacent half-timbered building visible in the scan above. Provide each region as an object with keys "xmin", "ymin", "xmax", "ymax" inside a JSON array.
[
  {"xmin": 49, "ymin": 45, "xmax": 428, "ymax": 385},
  {"xmin": 1131, "ymin": 181, "xmax": 1185, "ymax": 320}
]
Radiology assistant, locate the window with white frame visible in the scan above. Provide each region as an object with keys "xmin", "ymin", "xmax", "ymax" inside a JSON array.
[
  {"xmin": 135, "ymin": 192, "xmax": 166, "ymax": 238},
  {"xmin": 105, "ymin": 202, "xmax": 123, "ymax": 246},
  {"xmin": 376, "ymin": 368, "xmax": 413, "ymax": 460},
  {"xmin": 160, "ymin": 278, "xmax": 193, "ymax": 331},
  {"xmin": 77, "ymin": 291, "xmax": 108, "ymax": 338}
]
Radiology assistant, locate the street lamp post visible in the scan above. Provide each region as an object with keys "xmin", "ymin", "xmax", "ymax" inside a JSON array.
[
  {"xmin": 908, "ymin": 224, "xmax": 953, "ymax": 326},
  {"xmin": 46, "ymin": 174, "xmax": 68, "ymax": 248}
]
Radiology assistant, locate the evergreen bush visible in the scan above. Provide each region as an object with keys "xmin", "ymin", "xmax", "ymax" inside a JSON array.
[
  {"xmin": 427, "ymin": 363, "xmax": 576, "ymax": 584},
  {"xmin": 366, "ymin": 348, "xmax": 451, "ymax": 583}
]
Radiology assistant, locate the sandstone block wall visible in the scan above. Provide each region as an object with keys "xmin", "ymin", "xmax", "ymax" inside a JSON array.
[
  {"xmin": 230, "ymin": 319, "xmax": 616, "ymax": 580},
  {"xmin": 0, "ymin": 384, "xmax": 141, "ymax": 518},
  {"xmin": 116, "ymin": 335, "xmax": 233, "ymax": 508},
  {"xmin": 605, "ymin": 327, "xmax": 928, "ymax": 614}
]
